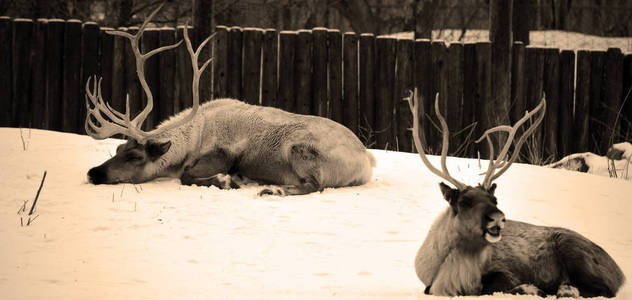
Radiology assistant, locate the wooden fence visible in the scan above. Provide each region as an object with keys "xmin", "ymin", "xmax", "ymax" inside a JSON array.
[{"xmin": 1, "ymin": 16, "xmax": 631, "ymax": 161}]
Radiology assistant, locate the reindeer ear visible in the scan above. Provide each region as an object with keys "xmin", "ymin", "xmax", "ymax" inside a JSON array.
[
  {"xmin": 439, "ymin": 182, "xmax": 458, "ymax": 203},
  {"xmin": 488, "ymin": 183, "xmax": 497, "ymax": 195},
  {"xmin": 146, "ymin": 140, "xmax": 172, "ymax": 160}
]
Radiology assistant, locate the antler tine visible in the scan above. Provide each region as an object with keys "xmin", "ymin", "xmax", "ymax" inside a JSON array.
[
  {"xmin": 407, "ymin": 88, "xmax": 466, "ymax": 190},
  {"xmin": 476, "ymin": 95, "xmax": 547, "ymax": 188},
  {"xmin": 84, "ymin": 76, "xmax": 147, "ymax": 140},
  {"xmin": 102, "ymin": 3, "xmax": 183, "ymax": 136},
  {"xmin": 143, "ymin": 24, "xmax": 215, "ymax": 136}
]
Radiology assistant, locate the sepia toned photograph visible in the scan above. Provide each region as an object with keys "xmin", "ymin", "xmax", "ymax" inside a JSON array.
[{"xmin": 1, "ymin": 0, "xmax": 631, "ymax": 299}]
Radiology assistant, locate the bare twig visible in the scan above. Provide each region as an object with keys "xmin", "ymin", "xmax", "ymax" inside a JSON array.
[{"xmin": 28, "ymin": 171, "xmax": 47, "ymax": 216}]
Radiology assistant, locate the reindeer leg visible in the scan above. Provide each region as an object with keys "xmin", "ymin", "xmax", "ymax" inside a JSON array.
[
  {"xmin": 257, "ymin": 144, "xmax": 323, "ymax": 196},
  {"xmin": 180, "ymin": 149, "xmax": 239, "ymax": 189}
]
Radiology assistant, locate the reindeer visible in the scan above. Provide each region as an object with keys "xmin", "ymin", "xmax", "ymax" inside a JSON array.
[
  {"xmin": 85, "ymin": 5, "xmax": 376, "ymax": 196},
  {"xmin": 407, "ymin": 89, "xmax": 625, "ymax": 297}
]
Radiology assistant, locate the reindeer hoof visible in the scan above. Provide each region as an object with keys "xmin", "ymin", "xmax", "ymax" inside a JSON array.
[
  {"xmin": 557, "ymin": 284, "xmax": 580, "ymax": 298},
  {"xmin": 510, "ymin": 284, "xmax": 546, "ymax": 297},
  {"xmin": 257, "ymin": 186, "xmax": 286, "ymax": 196}
]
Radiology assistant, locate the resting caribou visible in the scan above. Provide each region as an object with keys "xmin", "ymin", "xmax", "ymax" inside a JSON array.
[
  {"xmin": 85, "ymin": 5, "xmax": 375, "ymax": 196},
  {"xmin": 407, "ymin": 90, "xmax": 625, "ymax": 297}
]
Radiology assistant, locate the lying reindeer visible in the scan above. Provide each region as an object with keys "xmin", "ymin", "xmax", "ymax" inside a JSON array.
[
  {"xmin": 407, "ymin": 90, "xmax": 625, "ymax": 297},
  {"xmin": 85, "ymin": 5, "xmax": 375, "ymax": 196}
]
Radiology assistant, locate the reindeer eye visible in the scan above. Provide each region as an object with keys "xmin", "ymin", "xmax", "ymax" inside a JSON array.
[
  {"xmin": 126, "ymin": 153, "xmax": 144, "ymax": 162},
  {"xmin": 459, "ymin": 197, "xmax": 473, "ymax": 208}
]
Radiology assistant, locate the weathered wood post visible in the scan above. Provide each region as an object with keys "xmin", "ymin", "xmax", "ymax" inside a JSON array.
[
  {"xmin": 312, "ymin": 28, "xmax": 328, "ymax": 117},
  {"xmin": 175, "ymin": 25, "xmax": 194, "ymax": 113},
  {"xmin": 31, "ymin": 19, "xmax": 48, "ymax": 130},
  {"xmin": 13, "ymin": 18, "xmax": 33, "ymax": 128},
  {"xmin": 278, "ymin": 31, "xmax": 297, "ymax": 113},
  {"xmin": 295, "ymin": 29, "xmax": 313, "ymax": 115},
  {"xmin": 261, "ymin": 28, "xmax": 278, "ymax": 107},
  {"xmin": 359, "ymin": 33, "xmax": 376, "ymax": 146},
  {"xmin": 212, "ymin": 25, "xmax": 228, "ymax": 100},
  {"xmin": 343, "ymin": 32, "xmax": 358, "ymax": 134},
  {"xmin": 558, "ymin": 50, "xmax": 575, "ymax": 157},
  {"xmin": 158, "ymin": 27, "xmax": 176, "ymax": 121},
  {"xmin": 573, "ymin": 50, "xmax": 591, "ymax": 153},
  {"xmin": 0, "ymin": 17, "xmax": 11, "ymax": 127},
  {"xmin": 80, "ymin": 22, "xmax": 101, "ymax": 133},
  {"xmin": 227, "ymin": 26, "xmax": 243, "ymax": 100},
  {"xmin": 395, "ymin": 38, "xmax": 414, "ymax": 152},
  {"xmin": 375, "ymin": 36, "xmax": 396, "ymax": 150},
  {"xmin": 328, "ymin": 29, "xmax": 343, "ymax": 122},
  {"xmin": 242, "ymin": 27, "xmax": 263, "ymax": 105},
  {"xmin": 489, "ymin": 0, "xmax": 513, "ymax": 158}
]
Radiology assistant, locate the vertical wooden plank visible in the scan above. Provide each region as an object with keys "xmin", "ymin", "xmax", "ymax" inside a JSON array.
[
  {"xmin": 558, "ymin": 50, "xmax": 574, "ymax": 157},
  {"xmin": 312, "ymin": 28, "xmax": 328, "ymax": 117},
  {"xmin": 99, "ymin": 27, "xmax": 114, "ymax": 105},
  {"xmin": 295, "ymin": 29, "xmax": 313, "ymax": 115},
  {"xmin": 342, "ymin": 32, "xmax": 358, "ymax": 133},
  {"xmin": 432, "ymin": 41, "xmax": 449, "ymax": 154},
  {"xmin": 227, "ymin": 26, "xmax": 243, "ymax": 100},
  {"xmin": 0, "ymin": 17, "xmax": 12, "ymax": 127},
  {"xmin": 328, "ymin": 29, "xmax": 342, "ymax": 122},
  {"xmin": 13, "ymin": 18, "xmax": 33, "ymax": 128},
  {"xmin": 573, "ymin": 50, "xmax": 591, "ymax": 153},
  {"xmin": 212, "ymin": 25, "xmax": 228, "ymax": 100},
  {"xmin": 542, "ymin": 48, "xmax": 560, "ymax": 161},
  {"xmin": 589, "ymin": 51, "xmax": 605, "ymax": 154},
  {"xmin": 45, "ymin": 19, "xmax": 64, "ymax": 131},
  {"xmin": 242, "ymin": 27, "xmax": 263, "ymax": 105},
  {"xmin": 158, "ymin": 27, "xmax": 176, "ymax": 121},
  {"xmin": 109, "ymin": 27, "xmax": 127, "ymax": 114},
  {"xmin": 622, "ymin": 54, "xmax": 632, "ymax": 141},
  {"xmin": 141, "ymin": 27, "xmax": 160, "ymax": 130},
  {"xmin": 447, "ymin": 42, "xmax": 464, "ymax": 156},
  {"xmin": 413, "ymin": 39, "xmax": 433, "ymax": 151},
  {"xmin": 359, "ymin": 33, "xmax": 375, "ymax": 147},
  {"xmin": 61, "ymin": 20, "xmax": 82, "ymax": 133},
  {"xmin": 523, "ymin": 46, "xmax": 545, "ymax": 161},
  {"xmin": 30, "ymin": 19, "xmax": 47, "ymax": 130},
  {"xmin": 489, "ymin": 0, "xmax": 513, "ymax": 134},
  {"xmin": 375, "ymin": 37, "xmax": 395, "ymax": 150},
  {"xmin": 80, "ymin": 22, "xmax": 100, "ymax": 134},
  {"xmin": 462, "ymin": 43, "xmax": 477, "ymax": 158},
  {"xmin": 395, "ymin": 38, "xmax": 414, "ymax": 152},
  {"xmin": 510, "ymin": 42, "xmax": 526, "ymax": 124},
  {"xmin": 261, "ymin": 28, "xmax": 278, "ymax": 107},
  {"xmin": 278, "ymin": 31, "xmax": 296, "ymax": 112},
  {"xmin": 175, "ymin": 26, "xmax": 194, "ymax": 113},
  {"xmin": 601, "ymin": 48, "xmax": 623, "ymax": 152},
  {"xmin": 474, "ymin": 42, "xmax": 491, "ymax": 158}
]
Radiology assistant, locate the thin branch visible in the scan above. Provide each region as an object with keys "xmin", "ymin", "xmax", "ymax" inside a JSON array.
[{"xmin": 28, "ymin": 171, "xmax": 47, "ymax": 216}]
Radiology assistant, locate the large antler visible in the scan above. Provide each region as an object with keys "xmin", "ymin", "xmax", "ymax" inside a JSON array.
[
  {"xmin": 476, "ymin": 95, "xmax": 546, "ymax": 189},
  {"xmin": 406, "ymin": 88, "xmax": 466, "ymax": 190},
  {"xmin": 85, "ymin": 3, "xmax": 212, "ymax": 143}
]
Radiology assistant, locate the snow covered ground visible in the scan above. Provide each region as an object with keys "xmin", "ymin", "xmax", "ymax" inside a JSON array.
[{"xmin": 1, "ymin": 127, "xmax": 631, "ymax": 299}]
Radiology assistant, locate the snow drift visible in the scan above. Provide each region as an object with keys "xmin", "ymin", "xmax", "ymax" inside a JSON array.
[{"xmin": 1, "ymin": 128, "xmax": 630, "ymax": 299}]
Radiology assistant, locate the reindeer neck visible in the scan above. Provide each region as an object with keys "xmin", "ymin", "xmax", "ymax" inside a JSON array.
[{"xmin": 415, "ymin": 207, "xmax": 491, "ymax": 290}]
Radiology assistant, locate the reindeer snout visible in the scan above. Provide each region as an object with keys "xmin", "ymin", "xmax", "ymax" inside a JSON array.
[
  {"xmin": 486, "ymin": 211, "xmax": 505, "ymax": 230},
  {"xmin": 484, "ymin": 210, "xmax": 505, "ymax": 243},
  {"xmin": 88, "ymin": 167, "xmax": 107, "ymax": 184}
]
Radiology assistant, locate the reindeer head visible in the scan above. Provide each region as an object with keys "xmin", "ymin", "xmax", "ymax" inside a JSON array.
[
  {"xmin": 406, "ymin": 89, "xmax": 545, "ymax": 245},
  {"xmin": 85, "ymin": 4, "xmax": 214, "ymax": 185},
  {"xmin": 88, "ymin": 139, "xmax": 171, "ymax": 184}
]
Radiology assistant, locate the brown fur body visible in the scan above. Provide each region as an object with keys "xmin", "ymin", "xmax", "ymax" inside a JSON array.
[
  {"xmin": 415, "ymin": 184, "xmax": 625, "ymax": 298},
  {"xmin": 88, "ymin": 99, "xmax": 376, "ymax": 195}
]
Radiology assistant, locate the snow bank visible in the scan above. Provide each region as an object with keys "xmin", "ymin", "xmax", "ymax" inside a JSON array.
[{"xmin": 1, "ymin": 128, "xmax": 630, "ymax": 299}]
